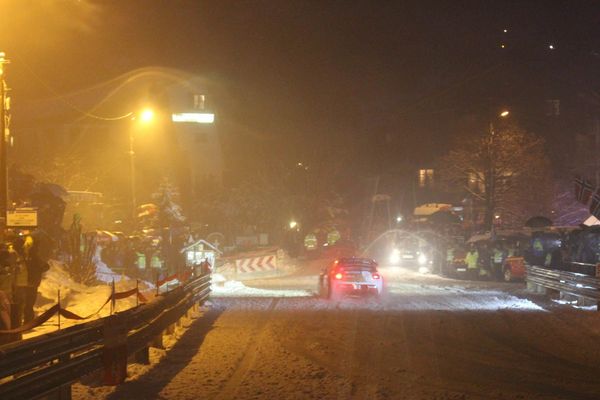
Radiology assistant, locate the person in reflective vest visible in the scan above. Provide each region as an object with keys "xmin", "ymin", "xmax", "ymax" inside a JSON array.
[{"xmin": 465, "ymin": 244, "xmax": 479, "ymax": 280}]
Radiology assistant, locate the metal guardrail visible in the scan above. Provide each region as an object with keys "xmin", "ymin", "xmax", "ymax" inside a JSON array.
[
  {"xmin": 0, "ymin": 272, "xmax": 211, "ymax": 400},
  {"xmin": 525, "ymin": 265, "xmax": 600, "ymax": 301}
]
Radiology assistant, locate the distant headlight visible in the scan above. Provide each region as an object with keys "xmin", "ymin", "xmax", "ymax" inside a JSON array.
[
  {"xmin": 389, "ymin": 249, "xmax": 401, "ymax": 264},
  {"xmin": 418, "ymin": 253, "xmax": 427, "ymax": 265}
]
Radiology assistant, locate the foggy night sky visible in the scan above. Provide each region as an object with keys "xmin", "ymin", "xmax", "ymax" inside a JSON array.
[{"xmin": 1, "ymin": 1, "xmax": 599, "ymax": 166}]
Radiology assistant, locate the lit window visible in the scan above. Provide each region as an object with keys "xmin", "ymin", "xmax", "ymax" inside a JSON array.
[
  {"xmin": 193, "ymin": 94, "xmax": 205, "ymax": 110},
  {"xmin": 418, "ymin": 169, "xmax": 434, "ymax": 188}
]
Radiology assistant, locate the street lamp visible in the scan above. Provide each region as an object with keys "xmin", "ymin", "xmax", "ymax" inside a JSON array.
[
  {"xmin": 130, "ymin": 108, "xmax": 155, "ymax": 219},
  {"xmin": 488, "ymin": 109, "xmax": 510, "ymax": 236},
  {"xmin": 139, "ymin": 108, "xmax": 155, "ymax": 124}
]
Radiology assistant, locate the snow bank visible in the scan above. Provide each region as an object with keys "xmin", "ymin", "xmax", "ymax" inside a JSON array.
[
  {"xmin": 211, "ymin": 273, "xmax": 311, "ymax": 297},
  {"xmin": 26, "ymin": 260, "xmax": 148, "ymax": 339}
]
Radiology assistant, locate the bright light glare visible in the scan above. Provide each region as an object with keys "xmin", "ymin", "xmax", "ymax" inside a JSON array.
[
  {"xmin": 396, "ymin": 215, "xmax": 403, "ymax": 223},
  {"xmin": 499, "ymin": 110, "xmax": 510, "ymax": 117},
  {"xmin": 139, "ymin": 109, "xmax": 154, "ymax": 124},
  {"xmin": 289, "ymin": 220, "xmax": 298, "ymax": 229},
  {"xmin": 418, "ymin": 253, "xmax": 427, "ymax": 265},
  {"xmin": 172, "ymin": 113, "xmax": 215, "ymax": 124},
  {"xmin": 389, "ymin": 249, "xmax": 401, "ymax": 264},
  {"xmin": 418, "ymin": 266, "xmax": 430, "ymax": 274}
]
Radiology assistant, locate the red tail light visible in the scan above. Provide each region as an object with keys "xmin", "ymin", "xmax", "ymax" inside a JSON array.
[
  {"xmin": 372, "ymin": 273, "xmax": 381, "ymax": 279},
  {"xmin": 334, "ymin": 272, "xmax": 343, "ymax": 280}
]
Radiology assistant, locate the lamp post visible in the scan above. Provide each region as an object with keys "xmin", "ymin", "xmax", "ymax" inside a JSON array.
[
  {"xmin": 0, "ymin": 53, "xmax": 9, "ymax": 225},
  {"xmin": 488, "ymin": 109, "xmax": 510, "ymax": 238},
  {"xmin": 130, "ymin": 108, "xmax": 154, "ymax": 219}
]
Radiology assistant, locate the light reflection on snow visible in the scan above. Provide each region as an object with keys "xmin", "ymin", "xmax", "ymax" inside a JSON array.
[{"xmin": 211, "ymin": 274, "xmax": 311, "ymax": 297}]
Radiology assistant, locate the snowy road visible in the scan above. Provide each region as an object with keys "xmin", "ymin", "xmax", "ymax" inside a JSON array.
[{"xmin": 73, "ymin": 263, "xmax": 600, "ymax": 400}]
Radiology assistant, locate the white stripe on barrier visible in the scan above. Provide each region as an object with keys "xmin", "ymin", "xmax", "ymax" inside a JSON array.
[{"xmin": 235, "ymin": 255, "xmax": 277, "ymax": 273}]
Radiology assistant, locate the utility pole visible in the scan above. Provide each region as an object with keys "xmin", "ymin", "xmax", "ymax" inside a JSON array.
[
  {"xmin": 129, "ymin": 129, "xmax": 137, "ymax": 220},
  {"xmin": 0, "ymin": 52, "xmax": 9, "ymax": 227},
  {"xmin": 488, "ymin": 121, "xmax": 496, "ymax": 239}
]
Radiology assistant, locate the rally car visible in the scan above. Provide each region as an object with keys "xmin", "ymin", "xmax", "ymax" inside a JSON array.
[{"xmin": 319, "ymin": 257, "xmax": 383, "ymax": 299}]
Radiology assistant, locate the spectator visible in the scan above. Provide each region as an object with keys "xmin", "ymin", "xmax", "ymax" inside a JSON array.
[{"xmin": 465, "ymin": 244, "xmax": 479, "ymax": 280}]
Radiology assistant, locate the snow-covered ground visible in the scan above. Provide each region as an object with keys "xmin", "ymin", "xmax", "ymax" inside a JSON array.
[
  {"xmin": 70, "ymin": 261, "xmax": 600, "ymax": 400},
  {"xmin": 24, "ymin": 261, "xmax": 151, "ymax": 339}
]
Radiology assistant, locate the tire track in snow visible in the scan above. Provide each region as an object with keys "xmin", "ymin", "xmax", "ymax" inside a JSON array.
[
  {"xmin": 350, "ymin": 312, "xmax": 389, "ymax": 400},
  {"xmin": 212, "ymin": 297, "xmax": 279, "ymax": 400},
  {"xmin": 336, "ymin": 308, "xmax": 359, "ymax": 399}
]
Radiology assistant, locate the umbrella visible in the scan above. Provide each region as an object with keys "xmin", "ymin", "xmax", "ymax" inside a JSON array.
[
  {"xmin": 525, "ymin": 216, "xmax": 553, "ymax": 228},
  {"xmin": 467, "ymin": 232, "xmax": 492, "ymax": 243},
  {"xmin": 414, "ymin": 203, "xmax": 452, "ymax": 216},
  {"xmin": 428, "ymin": 210, "xmax": 461, "ymax": 225}
]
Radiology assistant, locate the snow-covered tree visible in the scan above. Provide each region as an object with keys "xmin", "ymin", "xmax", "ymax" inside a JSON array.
[{"xmin": 439, "ymin": 123, "xmax": 553, "ymax": 230}]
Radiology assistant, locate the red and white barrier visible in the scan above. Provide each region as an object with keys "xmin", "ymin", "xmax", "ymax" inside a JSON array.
[{"xmin": 235, "ymin": 255, "xmax": 277, "ymax": 273}]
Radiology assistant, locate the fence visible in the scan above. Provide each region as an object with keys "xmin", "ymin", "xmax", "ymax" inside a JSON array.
[
  {"xmin": 525, "ymin": 265, "xmax": 600, "ymax": 306},
  {"xmin": 0, "ymin": 272, "xmax": 211, "ymax": 400}
]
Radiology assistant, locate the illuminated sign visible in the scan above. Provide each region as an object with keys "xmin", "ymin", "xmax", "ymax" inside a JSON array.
[
  {"xmin": 172, "ymin": 113, "xmax": 215, "ymax": 124},
  {"xmin": 7, "ymin": 208, "xmax": 38, "ymax": 227}
]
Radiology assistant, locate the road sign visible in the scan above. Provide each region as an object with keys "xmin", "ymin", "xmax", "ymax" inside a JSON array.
[{"xmin": 6, "ymin": 208, "xmax": 38, "ymax": 227}]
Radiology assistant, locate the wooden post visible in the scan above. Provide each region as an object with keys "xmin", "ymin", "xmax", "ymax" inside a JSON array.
[
  {"xmin": 156, "ymin": 273, "xmax": 160, "ymax": 297},
  {"xmin": 44, "ymin": 383, "xmax": 72, "ymax": 400},
  {"xmin": 133, "ymin": 347, "xmax": 150, "ymax": 365},
  {"xmin": 57, "ymin": 289, "xmax": 61, "ymax": 330},
  {"xmin": 151, "ymin": 334, "xmax": 164, "ymax": 349},
  {"xmin": 110, "ymin": 279, "xmax": 115, "ymax": 315},
  {"xmin": 136, "ymin": 279, "xmax": 139, "ymax": 307},
  {"xmin": 165, "ymin": 323, "xmax": 175, "ymax": 335}
]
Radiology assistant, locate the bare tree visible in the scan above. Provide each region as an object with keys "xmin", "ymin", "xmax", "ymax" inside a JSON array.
[{"xmin": 439, "ymin": 124, "xmax": 553, "ymax": 230}]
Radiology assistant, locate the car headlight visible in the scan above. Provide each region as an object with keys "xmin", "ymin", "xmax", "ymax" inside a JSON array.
[
  {"xmin": 389, "ymin": 249, "xmax": 400, "ymax": 264},
  {"xmin": 418, "ymin": 253, "xmax": 427, "ymax": 265}
]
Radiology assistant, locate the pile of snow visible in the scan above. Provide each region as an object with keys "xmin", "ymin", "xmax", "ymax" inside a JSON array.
[
  {"xmin": 211, "ymin": 273, "xmax": 310, "ymax": 297},
  {"xmin": 95, "ymin": 258, "xmax": 125, "ymax": 283}
]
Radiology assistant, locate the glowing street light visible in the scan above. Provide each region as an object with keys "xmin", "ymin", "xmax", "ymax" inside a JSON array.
[
  {"xmin": 289, "ymin": 220, "xmax": 298, "ymax": 230},
  {"xmin": 499, "ymin": 110, "xmax": 510, "ymax": 118},
  {"xmin": 139, "ymin": 108, "xmax": 155, "ymax": 124}
]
